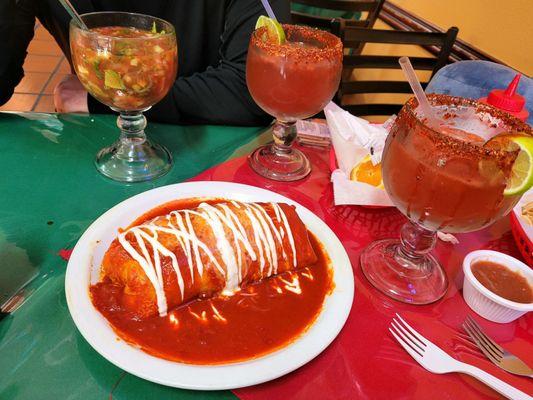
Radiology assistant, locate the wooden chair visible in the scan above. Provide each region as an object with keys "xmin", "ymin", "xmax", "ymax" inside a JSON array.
[
  {"xmin": 337, "ymin": 25, "xmax": 459, "ymax": 116},
  {"xmin": 291, "ymin": 0, "xmax": 385, "ymax": 33}
]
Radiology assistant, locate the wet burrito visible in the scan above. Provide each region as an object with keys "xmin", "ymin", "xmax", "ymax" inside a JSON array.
[{"xmin": 96, "ymin": 201, "xmax": 317, "ymax": 318}]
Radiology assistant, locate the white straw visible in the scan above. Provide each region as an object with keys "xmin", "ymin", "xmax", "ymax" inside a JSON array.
[
  {"xmin": 260, "ymin": 0, "xmax": 277, "ymax": 21},
  {"xmin": 399, "ymin": 56, "xmax": 439, "ymax": 127}
]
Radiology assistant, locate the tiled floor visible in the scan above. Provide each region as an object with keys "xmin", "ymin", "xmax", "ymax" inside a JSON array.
[{"xmin": 0, "ymin": 24, "xmax": 69, "ymax": 113}]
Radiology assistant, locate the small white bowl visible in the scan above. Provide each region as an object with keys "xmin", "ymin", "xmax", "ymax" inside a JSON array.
[{"xmin": 463, "ymin": 250, "xmax": 533, "ymax": 323}]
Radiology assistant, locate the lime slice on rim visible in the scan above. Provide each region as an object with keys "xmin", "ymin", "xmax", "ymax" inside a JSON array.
[
  {"xmin": 502, "ymin": 135, "xmax": 533, "ymax": 196},
  {"xmin": 255, "ymin": 16, "xmax": 285, "ymax": 44}
]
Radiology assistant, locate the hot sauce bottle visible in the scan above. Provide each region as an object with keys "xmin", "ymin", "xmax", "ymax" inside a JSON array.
[{"xmin": 479, "ymin": 74, "xmax": 529, "ymax": 122}]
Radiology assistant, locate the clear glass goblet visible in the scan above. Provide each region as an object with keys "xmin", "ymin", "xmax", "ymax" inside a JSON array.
[
  {"xmin": 246, "ymin": 24, "xmax": 342, "ymax": 181},
  {"xmin": 361, "ymin": 94, "xmax": 532, "ymax": 305},
  {"xmin": 70, "ymin": 12, "xmax": 178, "ymax": 182}
]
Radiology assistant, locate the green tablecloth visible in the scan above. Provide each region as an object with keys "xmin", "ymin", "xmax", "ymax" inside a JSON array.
[{"xmin": 0, "ymin": 111, "xmax": 267, "ymax": 399}]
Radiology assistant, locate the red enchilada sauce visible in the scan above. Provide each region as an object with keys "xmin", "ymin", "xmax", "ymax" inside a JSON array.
[
  {"xmin": 90, "ymin": 199, "xmax": 333, "ymax": 364},
  {"xmin": 471, "ymin": 261, "xmax": 532, "ymax": 304}
]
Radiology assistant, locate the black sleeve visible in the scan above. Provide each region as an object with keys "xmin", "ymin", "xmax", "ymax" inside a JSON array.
[
  {"xmin": 0, "ymin": 0, "xmax": 37, "ymax": 105},
  {"xmin": 89, "ymin": 0, "xmax": 290, "ymax": 126}
]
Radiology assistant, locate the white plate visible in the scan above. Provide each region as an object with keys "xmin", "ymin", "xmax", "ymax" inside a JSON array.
[{"xmin": 65, "ymin": 181, "xmax": 354, "ymax": 390}]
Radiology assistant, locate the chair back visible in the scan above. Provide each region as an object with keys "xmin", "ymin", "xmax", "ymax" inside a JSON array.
[
  {"xmin": 338, "ymin": 25, "xmax": 458, "ymax": 116},
  {"xmin": 291, "ymin": 0, "xmax": 385, "ymax": 33}
]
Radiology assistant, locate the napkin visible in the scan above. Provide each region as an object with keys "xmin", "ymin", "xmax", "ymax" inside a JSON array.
[
  {"xmin": 330, "ymin": 170, "xmax": 391, "ymax": 206},
  {"xmin": 324, "ymin": 101, "xmax": 394, "ymax": 207}
]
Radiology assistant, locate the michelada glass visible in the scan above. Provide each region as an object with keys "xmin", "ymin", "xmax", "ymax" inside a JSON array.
[
  {"xmin": 70, "ymin": 12, "xmax": 178, "ymax": 182},
  {"xmin": 246, "ymin": 25, "xmax": 342, "ymax": 181},
  {"xmin": 361, "ymin": 94, "xmax": 532, "ymax": 305}
]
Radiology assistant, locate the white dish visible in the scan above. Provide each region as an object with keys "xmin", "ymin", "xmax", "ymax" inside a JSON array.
[
  {"xmin": 463, "ymin": 250, "xmax": 533, "ymax": 323},
  {"xmin": 65, "ymin": 181, "xmax": 354, "ymax": 390}
]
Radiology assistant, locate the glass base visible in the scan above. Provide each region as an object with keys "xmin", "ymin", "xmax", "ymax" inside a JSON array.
[
  {"xmin": 360, "ymin": 239, "xmax": 448, "ymax": 305},
  {"xmin": 95, "ymin": 138, "xmax": 172, "ymax": 182},
  {"xmin": 248, "ymin": 144, "xmax": 311, "ymax": 181}
]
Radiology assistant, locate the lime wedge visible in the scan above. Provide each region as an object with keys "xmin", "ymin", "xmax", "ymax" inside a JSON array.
[
  {"xmin": 503, "ymin": 135, "xmax": 533, "ymax": 196},
  {"xmin": 255, "ymin": 16, "xmax": 285, "ymax": 44}
]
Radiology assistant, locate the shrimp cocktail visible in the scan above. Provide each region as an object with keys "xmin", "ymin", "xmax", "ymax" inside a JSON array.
[
  {"xmin": 361, "ymin": 94, "xmax": 533, "ymax": 305},
  {"xmin": 70, "ymin": 12, "xmax": 177, "ymax": 182},
  {"xmin": 246, "ymin": 17, "xmax": 342, "ymax": 181}
]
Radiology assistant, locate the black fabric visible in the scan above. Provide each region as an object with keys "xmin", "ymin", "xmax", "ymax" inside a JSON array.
[{"xmin": 0, "ymin": 0, "xmax": 290, "ymax": 125}]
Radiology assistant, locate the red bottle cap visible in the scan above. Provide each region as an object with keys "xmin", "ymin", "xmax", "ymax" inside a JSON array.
[{"xmin": 486, "ymin": 74, "xmax": 526, "ymax": 112}]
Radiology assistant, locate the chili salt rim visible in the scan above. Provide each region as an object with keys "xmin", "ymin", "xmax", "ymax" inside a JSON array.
[
  {"xmin": 397, "ymin": 94, "xmax": 533, "ymax": 164},
  {"xmin": 251, "ymin": 25, "xmax": 343, "ymax": 63}
]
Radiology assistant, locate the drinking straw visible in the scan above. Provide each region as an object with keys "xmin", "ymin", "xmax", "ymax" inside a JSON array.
[
  {"xmin": 58, "ymin": 0, "xmax": 89, "ymax": 29},
  {"xmin": 260, "ymin": 0, "xmax": 278, "ymax": 21},
  {"xmin": 399, "ymin": 56, "xmax": 439, "ymax": 126}
]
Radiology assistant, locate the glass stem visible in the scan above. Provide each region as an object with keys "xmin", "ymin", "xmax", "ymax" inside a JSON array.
[
  {"xmin": 395, "ymin": 221, "xmax": 437, "ymax": 270},
  {"xmin": 272, "ymin": 120, "xmax": 297, "ymax": 155},
  {"xmin": 117, "ymin": 111, "xmax": 147, "ymax": 145}
]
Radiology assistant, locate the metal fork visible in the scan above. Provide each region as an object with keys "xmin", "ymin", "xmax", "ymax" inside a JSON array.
[
  {"xmin": 389, "ymin": 314, "xmax": 531, "ymax": 400},
  {"xmin": 463, "ymin": 315, "xmax": 533, "ymax": 378}
]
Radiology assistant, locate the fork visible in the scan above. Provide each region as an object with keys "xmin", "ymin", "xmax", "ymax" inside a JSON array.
[
  {"xmin": 389, "ymin": 314, "xmax": 532, "ymax": 400},
  {"xmin": 463, "ymin": 315, "xmax": 533, "ymax": 378}
]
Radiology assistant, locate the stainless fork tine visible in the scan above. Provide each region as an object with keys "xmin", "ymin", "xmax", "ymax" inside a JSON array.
[
  {"xmin": 464, "ymin": 318, "xmax": 503, "ymax": 360},
  {"xmin": 464, "ymin": 317, "xmax": 533, "ymax": 378},
  {"xmin": 466, "ymin": 316, "xmax": 504, "ymax": 355},
  {"xmin": 395, "ymin": 313, "xmax": 428, "ymax": 348},
  {"xmin": 462, "ymin": 321, "xmax": 501, "ymax": 365},
  {"xmin": 389, "ymin": 325, "xmax": 424, "ymax": 359}
]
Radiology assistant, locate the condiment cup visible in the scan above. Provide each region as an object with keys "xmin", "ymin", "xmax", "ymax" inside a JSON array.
[{"xmin": 463, "ymin": 250, "xmax": 533, "ymax": 323}]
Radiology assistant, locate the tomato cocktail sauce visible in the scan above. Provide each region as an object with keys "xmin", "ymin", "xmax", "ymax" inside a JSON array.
[
  {"xmin": 71, "ymin": 26, "xmax": 177, "ymax": 110},
  {"xmin": 90, "ymin": 199, "xmax": 333, "ymax": 364}
]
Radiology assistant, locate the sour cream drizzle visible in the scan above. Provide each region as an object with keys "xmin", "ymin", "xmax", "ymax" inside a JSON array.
[{"xmin": 117, "ymin": 202, "xmax": 297, "ymax": 316}]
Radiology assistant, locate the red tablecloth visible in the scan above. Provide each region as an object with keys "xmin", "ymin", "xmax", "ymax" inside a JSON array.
[{"xmin": 191, "ymin": 144, "xmax": 532, "ymax": 399}]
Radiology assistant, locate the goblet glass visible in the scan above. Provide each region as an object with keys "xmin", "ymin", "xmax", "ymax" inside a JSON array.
[
  {"xmin": 361, "ymin": 94, "xmax": 532, "ymax": 304},
  {"xmin": 246, "ymin": 25, "xmax": 342, "ymax": 181},
  {"xmin": 70, "ymin": 12, "xmax": 178, "ymax": 182}
]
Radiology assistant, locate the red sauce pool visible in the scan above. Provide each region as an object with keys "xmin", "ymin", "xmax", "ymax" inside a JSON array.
[{"xmin": 91, "ymin": 199, "xmax": 334, "ymax": 364}]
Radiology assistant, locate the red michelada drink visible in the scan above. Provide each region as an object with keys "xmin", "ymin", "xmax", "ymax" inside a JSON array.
[
  {"xmin": 383, "ymin": 94, "xmax": 532, "ymax": 233},
  {"xmin": 247, "ymin": 24, "xmax": 342, "ymax": 122},
  {"xmin": 245, "ymin": 21, "xmax": 342, "ymax": 181},
  {"xmin": 361, "ymin": 94, "xmax": 533, "ymax": 305}
]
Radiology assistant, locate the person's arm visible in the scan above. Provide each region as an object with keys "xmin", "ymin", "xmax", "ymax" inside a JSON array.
[
  {"xmin": 0, "ymin": 0, "xmax": 37, "ymax": 106},
  {"xmin": 99, "ymin": 0, "xmax": 289, "ymax": 126}
]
